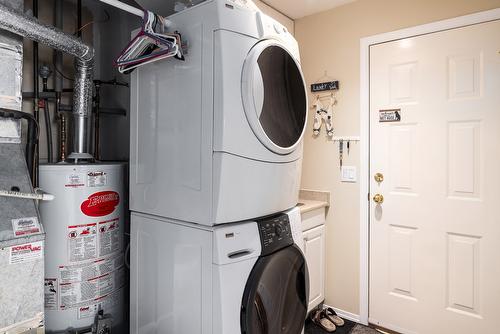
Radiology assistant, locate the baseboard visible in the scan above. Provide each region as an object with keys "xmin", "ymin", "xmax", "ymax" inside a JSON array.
[{"xmin": 323, "ymin": 304, "xmax": 360, "ymax": 323}]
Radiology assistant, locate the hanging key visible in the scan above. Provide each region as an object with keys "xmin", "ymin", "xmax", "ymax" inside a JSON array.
[
  {"xmin": 339, "ymin": 139, "xmax": 344, "ymax": 169},
  {"xmin": 347, "ymin": 140, "xmax": 350, "ymax": 155}
]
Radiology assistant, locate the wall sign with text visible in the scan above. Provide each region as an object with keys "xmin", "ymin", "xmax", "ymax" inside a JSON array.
[
  {"xmin": 379, "ymin": 109, "xmax": 401, "ymax": 122},
  {"xmin": 311, "ymin": 81, "xmax": 339, "ymax": 92}
]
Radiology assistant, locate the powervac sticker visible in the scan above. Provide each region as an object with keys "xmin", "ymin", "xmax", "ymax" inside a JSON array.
[{"xmin": 9, "ymin": 241, "xmax": 43, "ymax": 264}]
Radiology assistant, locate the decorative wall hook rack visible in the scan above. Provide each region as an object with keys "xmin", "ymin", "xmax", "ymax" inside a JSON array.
[{"xmin": 332, "ymin": 136, "xmax": 360, "ymax": 142}]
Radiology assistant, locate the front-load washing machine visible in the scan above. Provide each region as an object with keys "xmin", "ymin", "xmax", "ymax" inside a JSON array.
[
  {"xmin": 130, "ymin": 0, "xmax": 308, "ymax": 225},
  {"xmin": 130, "ymin": 207, "xmax": 308, "ymax": 334}
]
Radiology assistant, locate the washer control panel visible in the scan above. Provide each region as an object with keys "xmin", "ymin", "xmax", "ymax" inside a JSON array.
[{"xmin": 257, "ymin": 213, "xmax": 293, "ymax": 256}]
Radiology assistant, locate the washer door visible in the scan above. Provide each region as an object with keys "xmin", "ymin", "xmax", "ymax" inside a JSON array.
[
  {"xmin": 242, "ymin": 40, "xmax": 307, "ymax": 155},
  {"xmin": 240, "ymin": 245, "xmax": 309, "ymax": 334}
]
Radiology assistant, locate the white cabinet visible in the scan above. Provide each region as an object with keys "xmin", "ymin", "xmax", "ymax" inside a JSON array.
[
  {"xmin": 301, "ymin": 206, "xmax": 327, "ymax": 312},
  {"xmin": 303, "ymin": 225, "xmax": 326, "ymax": 312}
]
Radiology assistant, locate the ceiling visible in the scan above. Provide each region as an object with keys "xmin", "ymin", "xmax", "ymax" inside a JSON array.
[
  {"xmin": 261, "ymin": 0, "xmax": 356, "ymax": 19},
  {"xmin": 132, "ymin": 0, "xmax": 356, "ymax": 19}
]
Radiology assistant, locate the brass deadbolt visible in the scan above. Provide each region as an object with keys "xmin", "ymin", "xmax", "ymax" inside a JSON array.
[{"xmin": 374, "ymin": 173, "xmax": 384, "ymax": 183}]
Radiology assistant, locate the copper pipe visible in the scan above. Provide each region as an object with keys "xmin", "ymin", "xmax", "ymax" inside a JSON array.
[{"xmin": 60, "ymin": 112, "xmax": 67, "ymax": 162}]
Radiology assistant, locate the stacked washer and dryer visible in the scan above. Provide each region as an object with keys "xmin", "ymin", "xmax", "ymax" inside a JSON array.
[{"xmin": 129, "ymin": 0, "xmax": 309, "ymax": 333}]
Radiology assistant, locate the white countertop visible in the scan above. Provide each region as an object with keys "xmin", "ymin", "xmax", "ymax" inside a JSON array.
[{"xmin": 297, "ymin": 199, "xmax": 329, "ymax": 214}]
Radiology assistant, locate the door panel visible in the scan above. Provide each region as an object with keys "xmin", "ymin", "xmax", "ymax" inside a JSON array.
[{"xmin": 369, "ymin": 20, "xmax": 500, "ymax": 334}]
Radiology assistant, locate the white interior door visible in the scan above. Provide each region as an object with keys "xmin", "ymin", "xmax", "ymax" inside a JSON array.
[{"xmin": 369, "ymin": 20, "xmax": 500, "ymax": 334}]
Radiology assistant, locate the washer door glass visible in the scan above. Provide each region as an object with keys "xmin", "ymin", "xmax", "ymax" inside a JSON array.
[
  {"xmin": 240, "ymin": 245, "xmax": 309, "ymax": 334},
  {"xmin": 242, "ymin": 41, "xmax": 307, "ymax": 154}
]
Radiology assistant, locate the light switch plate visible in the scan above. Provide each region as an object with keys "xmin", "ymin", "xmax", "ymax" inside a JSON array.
[{"xmin": 341, "ymin": 166, "xmax": 357, "ymax": 183}]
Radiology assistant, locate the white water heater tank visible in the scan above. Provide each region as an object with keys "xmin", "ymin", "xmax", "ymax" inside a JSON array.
[{"xmin": 39, "ymin": 163, "xmax": 126, "ymax": 333}]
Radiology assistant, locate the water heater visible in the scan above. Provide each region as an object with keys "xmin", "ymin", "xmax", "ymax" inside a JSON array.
[{"xmin": 39, "ymin": 163, "xmax": 126, "ymax": 333}]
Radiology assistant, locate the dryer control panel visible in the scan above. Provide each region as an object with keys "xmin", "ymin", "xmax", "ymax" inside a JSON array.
[{"xmin": 257, "ymin": 213, "xmax": 294, "ymax": 256}]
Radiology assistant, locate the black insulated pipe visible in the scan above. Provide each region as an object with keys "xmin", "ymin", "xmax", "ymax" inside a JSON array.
[{"xmin": 40, "ymin": 65, "xmax": 54, "ymax": 164}]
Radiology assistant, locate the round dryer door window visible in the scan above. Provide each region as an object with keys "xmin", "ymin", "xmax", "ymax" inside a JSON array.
[
  {"xmin": 242, "ymin": 40, "xmax": 307, "ymax": 155},
  {"xmin": 240, "ymin": 245, "xmax": 309, "ymax": 334}
]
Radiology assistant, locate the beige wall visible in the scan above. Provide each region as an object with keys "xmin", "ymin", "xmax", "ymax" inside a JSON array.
[
  {"xmin": 254, "ymin": 0, "xmax": 294, "ymax": 34},
  {"xmin": 295, "ymin": 0, "xmax": 500, "ymax": 315}
]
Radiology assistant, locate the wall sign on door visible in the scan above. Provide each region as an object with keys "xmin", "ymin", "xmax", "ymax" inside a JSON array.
[{"xmin": 379, "ymin": 109, "xmax": 401, "ymax": 122}]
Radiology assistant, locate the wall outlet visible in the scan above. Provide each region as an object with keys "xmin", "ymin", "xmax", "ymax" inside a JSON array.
[{"xmin": 341, "ymin": 166, "xmax": 357, "ymax": 183}]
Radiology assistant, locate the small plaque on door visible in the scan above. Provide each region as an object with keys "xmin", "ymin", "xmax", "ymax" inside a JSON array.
[{"xmin": 379, "ymin": 109, "xmax": 401, "ymax": 122}]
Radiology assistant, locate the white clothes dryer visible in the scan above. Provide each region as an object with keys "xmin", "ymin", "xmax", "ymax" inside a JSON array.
[
  {"xmin": 130, "ymin": 207, "xmax": 308, "ymax": 334},
  {"xmin": 130, "ymin": 0, "xmax": 308, "ymax": 225}
]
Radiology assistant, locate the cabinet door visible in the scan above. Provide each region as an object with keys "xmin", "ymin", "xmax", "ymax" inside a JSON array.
[{"xmin": 303, "ymin": 225, "xmax": 325, "ymax": 312}]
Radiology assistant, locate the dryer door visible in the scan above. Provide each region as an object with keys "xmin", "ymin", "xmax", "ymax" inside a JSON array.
[
  {"xmin": 240, "ymin": 244, "xmax": 309, "ymax": 334},
  {"xmin": 242, "ymin": 40, "xmax": 307, "ymax": 155}
]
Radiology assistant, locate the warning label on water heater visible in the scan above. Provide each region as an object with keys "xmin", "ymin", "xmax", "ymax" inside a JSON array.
[
  {"xmin": 68, "ymin": 223, "xmax": 97, "ymax": 262},
  {"xmin": 99, "ymin": 219, "xmax": 121, "ymax": 257},
  {"xmin": 59, "ymin": 252, "xmax": 124, "ymax": 284},
  {"xmin": 59, "ymin": 267, "xmax": 125, "ymax": 310},
  {"xmin": 44, "ymin": 278, "xmax": 58, "ymax": 310}
]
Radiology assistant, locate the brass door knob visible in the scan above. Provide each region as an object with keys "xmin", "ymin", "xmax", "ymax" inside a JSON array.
[
  {"xmin": 374, "ymin": 173, "xmax": 384, "ymax": 183},
  {"xmin": 373, "ymin": 194, "xmax": 384, "ymax": 204}
]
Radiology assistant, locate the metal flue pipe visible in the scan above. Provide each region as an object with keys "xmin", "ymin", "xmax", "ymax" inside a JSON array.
[{"xmin": 0, "ymin": 3, "xmax": 95, "ymax": 160}]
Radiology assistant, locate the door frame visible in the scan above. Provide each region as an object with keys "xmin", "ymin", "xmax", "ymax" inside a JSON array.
[{"xmin": 358, "ymin": 8, "xmax": 500, "ymax": 326}]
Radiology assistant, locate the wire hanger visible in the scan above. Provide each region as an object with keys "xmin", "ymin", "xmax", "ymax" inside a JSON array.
[
  {"xmin": 114, "ymin": 10, "xmax": 184, "ymax": 74},
  {"xmin": 314, "ymin": 70, "xmax": 335, "ymax": 84}
]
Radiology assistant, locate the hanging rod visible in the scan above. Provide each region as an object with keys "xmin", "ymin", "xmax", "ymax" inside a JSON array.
[{"xmin": 96, "ymin": 0, "xmax": 172, "ymax": 28}]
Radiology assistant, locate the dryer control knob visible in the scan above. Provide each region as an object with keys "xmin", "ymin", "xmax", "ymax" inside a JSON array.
[{"xmin": 275, "ymin": 225, "xmax": 283, "ymax": 237}]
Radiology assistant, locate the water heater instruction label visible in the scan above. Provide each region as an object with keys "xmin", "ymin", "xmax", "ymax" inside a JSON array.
[
  {"xmin": 65, "ymin": 173, "xmax": 85, "ymax": 188},
  {"xmin": 78, "ymin": 304, "xmax": 99, "ymax": 319},
  {"xmin": 60, "ymin": 267, "xmax": 125, "ymax": 309},
  {"xmin": 9, "ymin": 241, "xmax": 43, "ymax": 264},
  {"xmin": 59, "ymin": 252, "xmax": 124, "ymax": 284},
  {"xmin": 87, "ymin": 171, "xmax": 107, "ymax": 187},
  {"xmin": 77, "ymin": 288, "xmax": 122, "ymax": 319},
  {"xmin": 68, "ymin": 223, "xmax": 97, "ymax": 262},
  {"xmin": 99, "ymin": 218, "xmax": 121, "ymax": 256}
]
